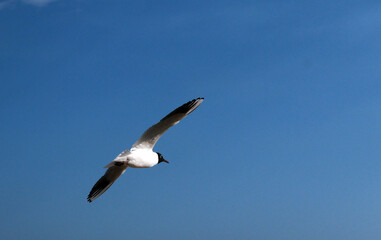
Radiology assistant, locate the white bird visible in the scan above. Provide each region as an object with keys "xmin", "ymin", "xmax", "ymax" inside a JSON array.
[{"xmin": 87, "ymin": 98, "xmax": 204, "ymax": 202}]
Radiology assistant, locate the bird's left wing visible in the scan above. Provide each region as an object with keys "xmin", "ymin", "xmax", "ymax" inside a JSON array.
[
  {"xmin": 87, "ymin": 165, "xmax": 127, "ymax": 202},
  {"xmin": 103, "ymin": 149, "xmax": 130, "ymax": 169},
  {"xmin": 131, "ymin": 98, "xmax": 204, "ymax": 150}
]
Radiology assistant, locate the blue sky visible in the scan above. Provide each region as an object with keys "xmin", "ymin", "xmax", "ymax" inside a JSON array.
[{"xmin": 1, "ymin": 1, "xmax": 381, "ymax": 239}]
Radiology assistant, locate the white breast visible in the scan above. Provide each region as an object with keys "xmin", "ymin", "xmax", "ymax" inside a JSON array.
[{"xmin": 127, "ymin": 149, "xmax": 158, "ymax": 168}]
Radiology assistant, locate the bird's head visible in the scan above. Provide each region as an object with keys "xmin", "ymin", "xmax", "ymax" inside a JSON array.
[{"xmin": 157, "ymin": 152, "xmax": 169, "ymax": 164}]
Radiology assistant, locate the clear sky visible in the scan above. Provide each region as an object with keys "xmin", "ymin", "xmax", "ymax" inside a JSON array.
[{"xmin": 1, "ymin": 0, "xmax": 381, "ymax": 239}]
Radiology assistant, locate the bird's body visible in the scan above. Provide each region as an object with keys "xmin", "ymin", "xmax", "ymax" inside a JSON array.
[
  {"xmin": 124, "ymin": 149, "xmax": 159, "ymax": 168},
  {"xmin": 87, "ymin": 97, "xmax": 204, "ymax": 202}
]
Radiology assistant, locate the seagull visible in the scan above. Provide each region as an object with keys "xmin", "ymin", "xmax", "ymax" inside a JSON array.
[{"xmin": 87, "ymin": 97, "xmax": 204, "ymax": 202}]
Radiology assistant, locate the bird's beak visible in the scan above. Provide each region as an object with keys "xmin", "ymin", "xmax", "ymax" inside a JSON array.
[{"xmin": 163, "ymin": 159, "xmax": 169, "ymax": 164}]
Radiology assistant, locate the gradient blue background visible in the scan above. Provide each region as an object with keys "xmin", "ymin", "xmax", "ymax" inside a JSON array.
[{"xmin": 1, "ymin": 1, "xmax": 381, "ymax": 239}]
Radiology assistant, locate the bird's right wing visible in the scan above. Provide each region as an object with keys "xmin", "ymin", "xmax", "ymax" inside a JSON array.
[
  {"xmin": 87, "ymin": 165, "xmax": 127, "ymax": 202},
  {"xmin": 131, "ymin": 98, "xmax": 204, "ymax": 150}
]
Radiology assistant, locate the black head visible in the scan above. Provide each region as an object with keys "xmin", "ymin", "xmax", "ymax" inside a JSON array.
[{"xmin": 157, "ymin": 152, "xmax": 169, "ymax": 164}]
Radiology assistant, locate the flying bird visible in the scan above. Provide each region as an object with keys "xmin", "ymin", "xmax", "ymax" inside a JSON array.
[{"xmin": 87, "ymin": 98, "xmax": 204, "ymax": 202}]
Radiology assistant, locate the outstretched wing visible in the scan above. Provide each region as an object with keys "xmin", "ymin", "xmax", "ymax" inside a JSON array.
[
  {"xmin": 87, "ymin": 165, "xmax": 127, "ymax": 202},
  {"xmin": 132, "ymin": 98, "xmax": 204, "ymax": 150},
  {"xmin": 103, "ymin": 149, "xmax": 130, "ymax": 169}
]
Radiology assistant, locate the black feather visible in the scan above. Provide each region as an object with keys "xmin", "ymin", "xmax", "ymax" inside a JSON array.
[
  {"xmin": 161, "ymin": 97, "xmax": 204, "ymax": 121},
  {"xmin": 87, "ymin": 175, "xmax": 111, "ymax": 202}
]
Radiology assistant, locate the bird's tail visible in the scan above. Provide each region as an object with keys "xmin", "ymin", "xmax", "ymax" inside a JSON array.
[{"xmin": 87, "ymin": 165, "xmax": 127, "ymax": 202}]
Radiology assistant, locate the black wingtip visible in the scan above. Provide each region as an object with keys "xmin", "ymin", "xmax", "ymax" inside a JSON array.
[
  {"xmin": 87, "ymin": 175, "xmax": 112, "ymax": 203},
  {"xmin": 87, "ymin": 192, "xmax": 94, "ymax": 203},
  {"xmin": 160, "ymin": 98, "xmax": 204, "ymax": 122},
  {"xmin": 189, "ymin": 97, "xmax": 204, "ymax": 104}
]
